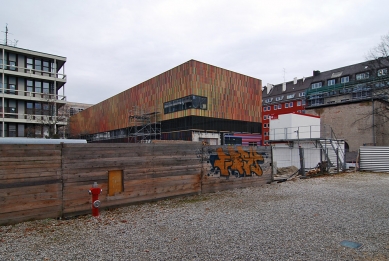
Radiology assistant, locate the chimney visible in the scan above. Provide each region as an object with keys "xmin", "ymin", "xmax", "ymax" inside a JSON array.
[
  {"xmin": 282, "ymin": 82, "xmax": 286, "ymax": 92},
  {"xmin": 266, "ymin": 83, "xmax": 273, "ymax": 94},
  {"xmin": 293, "ymin": 77, "xmax": 297, "ymax": 84},
  {"xmin": 313, "ymin": 70, "xmax": 320, "ymax": 76}
]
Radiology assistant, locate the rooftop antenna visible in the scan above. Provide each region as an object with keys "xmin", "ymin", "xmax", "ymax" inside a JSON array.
[
  {"xmin": 3, "ymin": 24, "xmax": 9, "ymax": 45},
  {"xmin": 1, "ymin": 24, "xmax": 18, "ymax": 46}
]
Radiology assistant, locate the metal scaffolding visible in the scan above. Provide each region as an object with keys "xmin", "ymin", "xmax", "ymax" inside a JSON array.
[{"xmin": 128, "ymin": 106, "xmax": 161, "ymax": 143}]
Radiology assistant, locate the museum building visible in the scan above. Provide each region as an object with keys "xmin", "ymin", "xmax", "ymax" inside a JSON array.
[{"xmin": 69, "ymin": 60, "xmax": 263, "ymax": 145}]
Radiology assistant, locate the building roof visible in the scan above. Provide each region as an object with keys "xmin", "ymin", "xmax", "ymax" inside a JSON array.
[
  {"xmin": 262, "ymin": 60, "xmax": 385, "ymax": 102},
  {"xmin": 0, "ymin": 44, "xmax": 66, "ymax": 61}
]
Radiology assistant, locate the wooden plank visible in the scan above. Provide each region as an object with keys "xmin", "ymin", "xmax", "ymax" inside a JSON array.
[
  {"xmin": 0, "ymin": 148, "xmax": 61, "ymax": 156},
  {"xmin": 0, "ymin": 179, "xmax": 61, "ymax": 189},
  {"xmin": 0, "ymin": 156, "xmax": 62, "ymax": 163},
  {"xmin": 0, "ymin": 205, "xmax": 62, "ymax": 226},
  {"xmin": 0, "ymin": 167, "xmax": 61, "ymax": 175},
  {"xmin": 0, "ymin": 183, "xmax": 61, "ymax": 197},
  {"xmin": 1, "ymin": 190, "xmax": 61, "ymax": 206},
  {"xmin": 63, "ymin": 185, "xmax": 200, "ymax": 215},
  {"xmin": 61, "ymin": 159, "xmax": 153, "ymax": 169},
  {"xmin": 0, "ymin": 162, "xmax": 61, "ymax": 170},
  {"xmin": 0, "ymin": 171, "xmax": 59, "ymax": 180},
  {"xmin": 0, "ymin": 198, "xmax": 62, "ymax": 214},
  {"xmin": 0, "ymin": 175, "xmax": 61, "ymax": 185}
]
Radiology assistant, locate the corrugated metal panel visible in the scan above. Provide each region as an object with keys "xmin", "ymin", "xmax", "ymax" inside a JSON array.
[{"xmin": 359, "ymin": 146, "xmax": 389, "ymax": 172}]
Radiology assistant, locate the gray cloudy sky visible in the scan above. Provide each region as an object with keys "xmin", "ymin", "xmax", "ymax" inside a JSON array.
[{"xmin": 1, "ymin": 0, "xmax": 388, "ymax": 104}]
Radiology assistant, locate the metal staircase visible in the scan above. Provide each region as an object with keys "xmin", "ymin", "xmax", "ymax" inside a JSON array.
[{"xmin": 317, "ymin": 127, "xmax": 346, "ymax": 171}]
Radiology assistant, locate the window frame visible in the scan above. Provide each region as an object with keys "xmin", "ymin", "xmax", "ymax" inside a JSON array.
[
  {"xmin": 311, "ymin": 82, "xmax": 322, "ymax": 89},
  {"xmin": 340, "ymin": 76, "xmax": 349, "ymax": 83},
  {"xmin": 378, "ymin": 68, "xmax": 388, "ymax": 77},
  {"xmin": 327, "ymin": 79, "xmax": 335, "ymax": 86},
  {"xmin": 356, "ymin": 72, "xmax": 369, "ymax": 80}
]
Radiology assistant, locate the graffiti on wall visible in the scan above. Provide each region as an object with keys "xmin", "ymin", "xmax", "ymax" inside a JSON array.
[{"xmin": 207, "ymin": 146, "xmax": 266, "ymax": 178}]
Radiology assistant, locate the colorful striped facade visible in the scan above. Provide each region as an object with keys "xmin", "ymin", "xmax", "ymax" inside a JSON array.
[{"xmin": 70, "ymin": 60, "xmax": 262, "ymax": 143}]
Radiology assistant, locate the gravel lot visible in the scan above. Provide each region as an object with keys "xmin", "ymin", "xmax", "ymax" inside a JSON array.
[{"xmin": 1, "ymin": 172, "xmax": 389, "ymax": 261}]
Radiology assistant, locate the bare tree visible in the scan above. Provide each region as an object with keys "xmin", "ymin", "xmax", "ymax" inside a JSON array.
[
  {"xmin": 352, "ymin": 33, "xmax": 389, "ymax": 145},
  {"xmin": 41, "ymin": 94, "xmax": 68, "ymax": 139}
]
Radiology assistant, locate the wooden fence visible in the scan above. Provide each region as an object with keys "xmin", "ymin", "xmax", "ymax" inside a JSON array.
[{"xmin": 0, "ymin": 143, "xmax": 272, "ymax": 225}]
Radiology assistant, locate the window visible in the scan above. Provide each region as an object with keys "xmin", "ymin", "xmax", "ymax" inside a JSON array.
[
  {"xmin": 264, "ymin": 98, "xmax": 273, "ymax": 103},
  {"xmin": 8, "ymin": 84, "xmax": 16, "ymax": 95},
  {"xmin": 311, "ymin": 82, "xmax": 322, "ymax": 89},
  {"xmin": 327, "ymin": 79, "xmax": 335, "ymax": 86},
  {"xmin": 263, "ymin": 115, "xmax": 268, "ymax": 120},
  {"xmin": 26, "ymin": 80, "xmax": 33, "ymax": 96},
  {"xmin": 267, "ymin": 106, "xmax": 271, "ymax": 111},
  {"xmin": 299, "ymin": 92, "xmax": 305, "ymax": 97},
  {"xmin": 35, "ymin": 81, "xmax": 42, "ymax": 96},
  {"xmin": 6, "ymin": 53, "xmax": 17, "ymax": 71},
  {"xmin": 297, "ymin": 101, "xmax": 301, "ymax": 106},
  {"xmin": 289, "ymin": 102, "xmax": 293, "ymax": 107},
  {"xmin": 264, "ymin": 132, "xmax": 269, "ymax": 136},
  {"xmin": 378, "ymin": 68, "xmax": 387, "ymax": 77},
  {"xmin": 274, "ymin": 105, "xmax": 277, "ymax": 110},
  {"xmin": 35, "ymin": 59, "xmax": 42, "ymax": 72},
  {"xmin": 287, "ymin": 94, "xmax": 295, "ymax": 99},
  {"xmin": 276, "ymin": 96, "xmax": 284, "ymax": 101},
  {"xmin": 43, "ymin": 61, "xmax": 50, "ymax": 72},
  {"xmin": 26, "ymin": 58, "xmax": 33, "ymax": 72},
  {"xmin": 340, "ymin": 76, "xmax": 349, "ymax": 83},
  {"xmin": 278, "ymin": 104, "xmax": 281, "ymax": 109},
  {"xmin": 356, "ymin": 72, "xmax": 369, "ymax": 80},
  {"xmin": 339, "ymin": 88, "xmax": 351, "ymax": 94},
  {"xmin": 285, "ymin": 103, "xmax": 289, "ymax": 108},
  {"xmin": 263, "ymin": 107, "xmax": 267, "ymax": 112},
  {"xmin": 302, "ymin": 100, "xmax": 306, "ymax": 105}
]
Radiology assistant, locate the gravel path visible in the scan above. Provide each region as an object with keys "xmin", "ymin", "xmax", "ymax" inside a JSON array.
[{"xmin": 1, "ymin": 172, "xmax": 389, "ymax": 261}]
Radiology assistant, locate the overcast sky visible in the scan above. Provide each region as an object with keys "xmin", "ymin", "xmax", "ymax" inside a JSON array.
[{"xmin": 1, "ymin": 0, "xmax": 389, "ymax": 104}]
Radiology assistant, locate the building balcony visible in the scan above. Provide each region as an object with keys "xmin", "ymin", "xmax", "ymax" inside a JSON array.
[
  {"xmin": 0, "ymin": 109, "xmax": 67, "ymax": 126},
  {"xmin": 0, "ymin": 88, "xmax": 66, "ymax": 103},
  {"xmin": 1, "ymin": 64, "xmax": 66, "ymax": 88}
]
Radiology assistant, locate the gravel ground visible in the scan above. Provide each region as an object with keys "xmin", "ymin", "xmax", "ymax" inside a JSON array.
[{"xmin": 1, "ymin": 172, "xmax": 389, "ymax": 261}]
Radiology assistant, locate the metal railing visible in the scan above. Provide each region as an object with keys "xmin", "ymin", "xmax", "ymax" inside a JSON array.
[
  {"xmin": 269, "ymin": 125, "xmax": 321, "ymax": 141},
  {"xmin": 0, "ymin": 87, "xmax": 66, "ymax": 101},
  {"xmin": 0, "ymin": 63, "xmax": 66, "ymax": 80},
  {"xmin": 0, "ymin": 110, "xmax": 67, "ymax": 125}
]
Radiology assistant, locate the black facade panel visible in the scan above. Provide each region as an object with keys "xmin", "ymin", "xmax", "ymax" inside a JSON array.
[{"xmin": 161, "ymin": 116, "xmax": 261, "ymax": 133}]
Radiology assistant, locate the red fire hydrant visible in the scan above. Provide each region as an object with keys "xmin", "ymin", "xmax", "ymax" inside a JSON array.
[{"xmin": 88, "ymin": 182, "xmax": 102, "ymax": 217}]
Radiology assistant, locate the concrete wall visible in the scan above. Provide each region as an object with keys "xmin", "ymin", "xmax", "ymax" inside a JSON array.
[{"xmin": 306, "ymin": 100, "xmax": 389, "ymax": 152}]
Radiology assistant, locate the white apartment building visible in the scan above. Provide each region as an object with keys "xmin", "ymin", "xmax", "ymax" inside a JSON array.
[{"xmin": 0, "ymin": 44, "xmax": 66, "ymax": 137}]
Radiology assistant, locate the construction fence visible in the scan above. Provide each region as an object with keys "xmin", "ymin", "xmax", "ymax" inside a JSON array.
[{"xmin": 0, "ymin": 143, "xmax": 272, "ymax": 225}]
